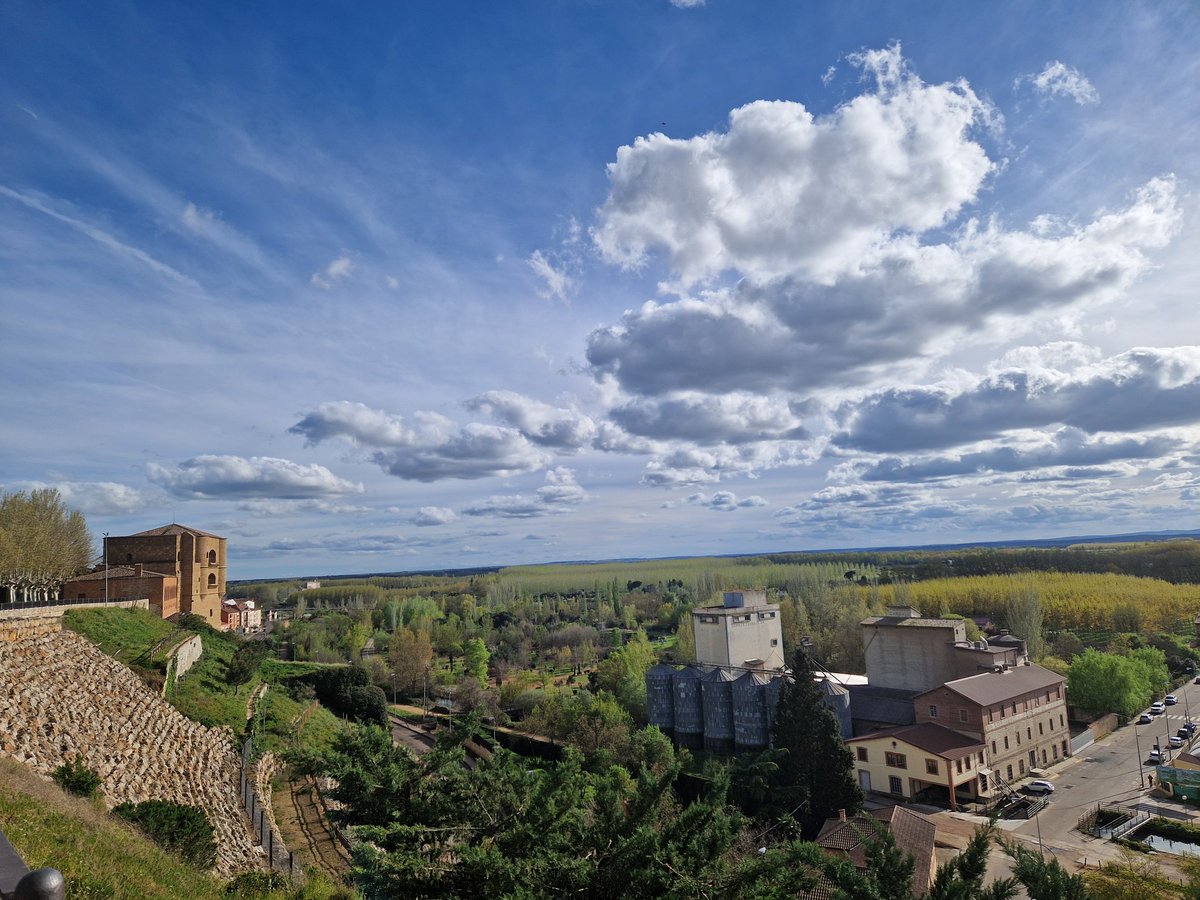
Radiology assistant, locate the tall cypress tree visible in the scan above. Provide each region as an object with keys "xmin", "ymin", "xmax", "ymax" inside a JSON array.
[{"xmin": 769, "ymin": 650, "xmax": 864, "ymax": 838}]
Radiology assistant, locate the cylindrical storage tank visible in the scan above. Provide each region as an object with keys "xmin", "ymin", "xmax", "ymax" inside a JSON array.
[
  {"xmin": 646, "ymin": 663, "xmax": 677, "ymax": 734},
  {"xmin": 733, "ymin": 671, "xmax": 771, "ymax": 751},
  {"xmin": 818, "ymin": 677, "xmax": 853, "ymax": 740},
  {"xmin": 764, "ymin": 674, "xmax": 784, "ymax": 738},
  {"xmin": 701, "ymin": 667, "xmax": 735, "ymax": 752},
  {"xmin": 672, "ymin": 666, "xmax": 704, "ymax": 750}
]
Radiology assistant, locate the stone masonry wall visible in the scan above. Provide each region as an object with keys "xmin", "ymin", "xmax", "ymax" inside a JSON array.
[
  {"xmin": 0, "ymin": 599, "xmax": 148, "ymax": 622},
  {"xmin": 0, "ymin": 628, "xmax": 261, "ymax": 876},
  {"xmin": 167, "ymin": 634, "xmax": 204, "ymax": 681}
]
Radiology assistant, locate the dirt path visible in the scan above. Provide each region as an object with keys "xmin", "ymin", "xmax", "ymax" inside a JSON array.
[{"xmin": 272, "ymin": 776, "xmax": 351, "ymax": 881}]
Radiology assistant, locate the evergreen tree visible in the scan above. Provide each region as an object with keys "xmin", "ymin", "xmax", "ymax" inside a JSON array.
[{"xmin": 769, "ymin": 650, "xmax": 863, "ymax": 837}]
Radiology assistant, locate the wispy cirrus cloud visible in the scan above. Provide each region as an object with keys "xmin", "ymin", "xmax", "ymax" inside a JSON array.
[{"xmin": 1018, "ymin": 61, "xmax": 1099, "ymax": 105}]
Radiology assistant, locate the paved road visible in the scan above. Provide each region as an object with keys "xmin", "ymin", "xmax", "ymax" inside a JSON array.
[{"xmin": 1006, "ymin": 676, "xmax": 1200, "ymax": 865}]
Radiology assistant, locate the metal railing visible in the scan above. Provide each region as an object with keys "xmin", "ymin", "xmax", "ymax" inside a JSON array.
[{"xmin": 240, "ymin": 737, "xmax": 302, "ymax": 882}]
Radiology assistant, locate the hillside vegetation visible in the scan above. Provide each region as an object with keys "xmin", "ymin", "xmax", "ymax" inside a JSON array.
[{"xmin": 0, "ymin": 755, "xmax": 227, "ymax": 899}]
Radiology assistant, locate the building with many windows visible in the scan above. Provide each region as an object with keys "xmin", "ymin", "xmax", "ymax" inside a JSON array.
[{"xmin": 914, "ymin": 663, "xmax": 1069, "ymax": 788}]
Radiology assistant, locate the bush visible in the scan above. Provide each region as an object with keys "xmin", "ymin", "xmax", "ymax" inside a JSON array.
[
  {"xmin": 114, "ymin": 800, "xmax": 217, "ymax": 870},
  {"xmin": 52, "ymin": 756, "xmax": 102, "ymax": 798},
  {"xmin": 224, "ymin": 870, "xmax": 290, "ymax": 897}
]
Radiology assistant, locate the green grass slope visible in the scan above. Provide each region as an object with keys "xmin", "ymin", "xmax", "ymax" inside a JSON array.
[{"xmin": 0, "ymin": 756, "xmax": 226, "ymax": 899}]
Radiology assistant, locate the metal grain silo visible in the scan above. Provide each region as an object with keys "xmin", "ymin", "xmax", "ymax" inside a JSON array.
[
  {"xmin": 701, "ymin": 666, "xmax": 736, "ymax": 752},
  {"xmin": 733, "ymin": 671, "xmax": 771, "ymax": 751},
  {"xmin": 646, "ymin": 663, "xmax": 677, "ymax": 734},
  {"xmin": 672, "ymin": 666, "xmax": 704, "ymax": 750},
  {"xmin": 818, "ymin": 676, "xmax": 852, "ymax": 740},
  {"xmin": 764, "ymin": 673, "xmax": 784, "ymax": 738}
]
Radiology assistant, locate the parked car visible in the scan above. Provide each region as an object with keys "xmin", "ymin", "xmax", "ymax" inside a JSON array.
[
  {"xmin": 1148, "ymin": 750, "xmax": 1162, "ymax": 764},
  {"xmin": 1185, "ymin": 723, "xmax": 1198, "ymax": 734},
  {"xmin": 1178, "ymin": 726, "xmax": 1192, "ymax": 738},
  {"xmin": 1170, "ymin": 736, "xmax": 1185, "ymax": 748},
  {"xmin": 1025, "ymin": 779, "xmax": 1055, "ymax": 794},
  {"xmin": 1139, "ymin": 713, "xmax": 1154, "ymax": 724},
  {"xmin": 1151, "ymin": 701, "xmax": 1166, "ymax": 714},
  {"xmin": 1193, "ymin": 675, "xmax": 1200, "ymax": 684},
  {"xmin": 1166, "ymin": 695, "xmax": 1179, "ymax": 705}
]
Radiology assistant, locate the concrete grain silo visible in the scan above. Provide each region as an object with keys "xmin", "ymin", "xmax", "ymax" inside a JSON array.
[
  {"xmin": 646, "ymin": 663, "xmax": 678, "ymax": 735},
  {"xmin": 701, "ymin": 666, "xmax": 736, "ymax": 753},
  {"xmin": 672, "ymin": 666, "xmax": 704, "ymax": 750}
]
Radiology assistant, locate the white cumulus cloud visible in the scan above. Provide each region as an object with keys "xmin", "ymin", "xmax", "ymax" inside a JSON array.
[
  {"xmin": 1020, "ymin": 61, "xmax": 1099, "ymax": 105},
  {"xmin": 147, "ymin": 455, "xmax": 364, "ymax": 499}
]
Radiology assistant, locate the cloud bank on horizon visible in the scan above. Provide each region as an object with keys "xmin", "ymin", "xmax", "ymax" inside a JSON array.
[{"xmin": 2, "ymin": 2, "xmax": 1199, "ymax": 577}]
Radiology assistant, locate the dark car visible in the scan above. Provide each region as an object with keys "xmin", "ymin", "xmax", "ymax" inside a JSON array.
[{"xmin": 1139, "ymin": 713, "xmax": 1154, "ymax": 724}]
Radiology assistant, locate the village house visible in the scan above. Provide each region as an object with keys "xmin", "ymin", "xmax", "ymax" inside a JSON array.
[
  {"xmin": 846, "ymin": 722, "xmax": 988, "ymax": 810},
  {"xmin": 816, "ymin": 806, "xmax": 938, "ymax": 895}
]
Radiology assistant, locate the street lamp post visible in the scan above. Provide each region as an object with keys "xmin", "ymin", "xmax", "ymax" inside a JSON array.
[{"xmin": 102, "ymin": 532, "xmax": 109, "ymax": 607}]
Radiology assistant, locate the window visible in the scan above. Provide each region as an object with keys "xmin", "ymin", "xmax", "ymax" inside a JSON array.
[
  {"xmin": 955, "ymin": 759, "xmax": 962, "ymax": 774},
  {"xmin": 978, "ymin": 752, "xmax": 985, "ymax": 765},
  {"xmin": 1019, "ymin": 760, "xmax": 1025, "ymax": 774},
  {"xmin": 1053, "ymin": 745, "xmax": 1059, "ymax": 759},
  {"xmin": 207, "ymin": 574, "xmax": 217, "ymax": 588},
  {"xmin": 1000, "ymin": 706, "xmax": 1007, "ymax": 719},
  {"xmin": 1012, "ymin": 702, "xmax": 1017, "ymax": 715},
  {"xmin": 958, "ymin": 709, "xmax": 968, "ymax": 723},
  {"xmin": 857, "ymin": 747, "xmax": 868, "ymax": 762},
  {"xmin": 1062, "ymin": 740, "xmax": 1069, "ymax": 757},
  {"xmin": 889, "ymin": 776, "xmax": 903, "ymax": 794},
  {"xmin": 929, "ymin": 705, "xmax": 938, "ymax": 717},
  {"xmin": 991, "ymin": 741, "xmax": 997, "ymax": 754},
  {"xmin": 979, "ymin": 772, "xmax": 989, "ymax": 791},
  {"xmin": 1006, "ymin": 765, "xmax": 1013, "ymax": 780},
  {"xmin": 770, "ymin": 639, "xmax": 778, "ymax": 647},
  {"xmin": 1049, "ymin": 717, "xmax": 1054, "ymax": 731},
  {"xmin": 1060, "ymin": 714, "xmax": 1064, "ymax": 727},
  {"xmin": 1004, "ymin": 736, "xmax": 1009, "ymax": 750},
  {"xmin": 1039, "ymin": 722, "xmax": 1044, "ymax": 735},
  {"xmin": 1027, "ymin": 727, "xmax": 1032, "ymax": 740},
  {"xmin": 1017, "ymin": 732, "xmax": 1021, "ymax": 745},
  {"xmin": 885, "ymin": 752, "xmax": 907, "ymax": 769},
  {"xmin": 125, "ymin": 553, "xmax": 133, "ymax": 562},
  {"xmin": 926, "ymin": 759, "xmax": 939, "ymax": 775},
  {"xmin": 988, "ymin": 708, "xmax": 994, "ymax": 723},
  {"xmin": 207, "ymin": 549, "xmax": 217, "ymax": 565},
  {"xmin": 1042, "ymin": 749, "xmax": 1048, "ymax": 765}
]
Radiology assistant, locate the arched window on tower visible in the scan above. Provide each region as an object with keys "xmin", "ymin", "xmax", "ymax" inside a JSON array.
[
  {"xmin": 208, "ymin": 573, "xmax": 217, "ymax": 588},
  {"xmin": 207, "ymin": 549, "xmax": 217, "ymax": 565}
]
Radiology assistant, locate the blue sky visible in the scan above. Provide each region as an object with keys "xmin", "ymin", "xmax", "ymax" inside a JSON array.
[{"xmin": 3, "ymin": 1, "xmax": 1199, "ymax": 578}]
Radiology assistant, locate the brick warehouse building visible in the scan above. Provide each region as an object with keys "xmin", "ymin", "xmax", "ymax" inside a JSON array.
[
  {"xmin": 914, "ymin": 662, "xmax": 1069, "ymax": 788},
  {"xmin": 104, "ymin": 525, "xmax": 226, "ymax": 627}
]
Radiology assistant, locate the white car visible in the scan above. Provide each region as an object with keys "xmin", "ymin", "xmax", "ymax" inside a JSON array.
[
  {"xmin": 1151, "ymin": 701, "xmax": 1166, "ymax": 714},
  {"xmin": 1148, "ymin": 750, "xmax": 1163, "ymax": 763},
  {"xmin": 1170, "ymin": 736, "xmax": 1185, "ymax": 748},
  {"xmin": 1025, "ymin": 779, "xmax": 1055, "ymax": 794},
  {"xmin": 1166, "ymin": 695, "xmax": 1179, "ymax": 706}
]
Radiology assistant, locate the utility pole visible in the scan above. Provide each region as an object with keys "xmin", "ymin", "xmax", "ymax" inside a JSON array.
[{"xmin": 1134, "ymin": 720, "xmax": 1145, "ymax": 789}]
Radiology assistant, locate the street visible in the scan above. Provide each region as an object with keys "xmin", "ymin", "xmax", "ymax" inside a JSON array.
[{"xmin": 1001, "ymin": 675, "xmax": 1200, "ymax": 868}]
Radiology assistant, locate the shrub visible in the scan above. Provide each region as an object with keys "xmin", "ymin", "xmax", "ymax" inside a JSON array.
[
  {"xmin": 114, "ymin": 800, "xmax": 217, "ymax": 870},
  {"xmin": 224, "ymin": 870, "xmax": 290, "ymax": 897},
  {"xmin": 52, "ymin": 756, "xmax": 102, "ymax": 798}
]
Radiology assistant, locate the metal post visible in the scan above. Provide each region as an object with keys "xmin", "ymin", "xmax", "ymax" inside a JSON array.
[
  {"xmin": 103, "ymin": 533, "xmax": 109, "ymax": 607},
  {"xmin": 1135, "ymin": 723, "xmax": 1145, "ymax": 788},
  {"xmin": 1035, "ymin": 806, "xmax": 1045, "ymax": 857},
  {"xmin": 391, "ymin": 672, "xmax": 397, "ymax": 707}
]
